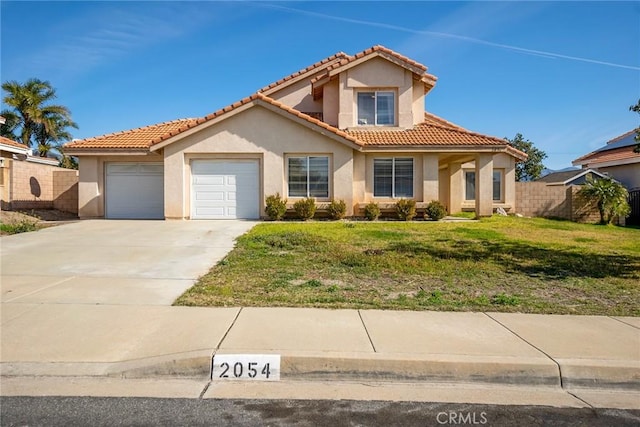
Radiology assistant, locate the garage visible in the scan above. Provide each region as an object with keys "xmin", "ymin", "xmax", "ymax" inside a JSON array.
[
  {"xmin": 191, "ymin": 160, "xmax": 260, "ymax": 219},
  {"xmin": 105, "ymin": 163, "xmax": 164, "ymax": 219}
]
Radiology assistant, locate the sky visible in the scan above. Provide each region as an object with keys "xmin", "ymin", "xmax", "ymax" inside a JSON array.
[{"xmin": 1, "ymin": 0, "xmax": 639, "ymax": 170}]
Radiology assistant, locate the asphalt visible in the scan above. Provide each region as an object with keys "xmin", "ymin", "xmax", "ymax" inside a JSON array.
[{"xmin": 1, "ymin": 220, "xmax": 638, "ymax": 409}]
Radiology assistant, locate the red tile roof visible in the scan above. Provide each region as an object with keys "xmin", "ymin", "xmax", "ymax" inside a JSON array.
[
  {"xmin": 258, "ymin": 52, "xmax": 350, "ymax": 94},
  {"xmin": 148, "ymin": 93, "xmax": 362, "ymax": 148},
  {"xmin": 64, "ymin": 119, "xmax": 198, "ymax": 151},
  {"xmin": 347, "ymin": 122, "xmax": 508, "ymax": 147},
  {"xmin": 0, "ymin": 136, "xmax": 28, "ymax": 150},
  {"xmin": 423, "ymin": 112, "xmax": 467, "ymax": 131},
  {"xmin": 573, "ymin": 146, "xmax": 640, "ymax": 166}
]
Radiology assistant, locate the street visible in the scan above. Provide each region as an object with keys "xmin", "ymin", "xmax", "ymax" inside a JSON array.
[{"xmin": 2, "ymin": 397, "xmax": 639, "ymax": 427}]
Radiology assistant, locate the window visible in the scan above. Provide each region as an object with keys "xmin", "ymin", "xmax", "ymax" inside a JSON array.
[
  {"xmin": 374, "ymin": 158, "xmax": 413, "ymax": 198},
  {"xmin": 464, "ymin": 170, "xmax": 503, "ymax": 201},
  {"xmin": 288, "ymin": 156, "xmax": 329, "ymax": 198},
  {"xmin": 465, "ymin": 171, "xmax": 476, "ymax": 201},
  {"xmin": 357, "ymin": 91, "xmax": 395, "ymax": 125}
]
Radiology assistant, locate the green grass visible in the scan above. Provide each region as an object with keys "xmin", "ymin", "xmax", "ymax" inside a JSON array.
[
  {"xmin": 0, "ymin": 219, "xmax": 40, "ymax": 235},
  {"xmin": 175, "ymin": 216, "xmax": 640, "ymax": 316}
]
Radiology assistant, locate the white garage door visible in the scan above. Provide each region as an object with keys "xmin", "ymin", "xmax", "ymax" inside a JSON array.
[
  {"xmin": 191, "ymin": 160, "xmax": 259, "ymax": 219},
  {"xmin": 106, "ymin": 163, "xmax": 164, "ymax": 219}
]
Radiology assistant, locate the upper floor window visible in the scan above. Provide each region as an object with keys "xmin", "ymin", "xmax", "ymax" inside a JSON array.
[
  {"xmin": 464, "ymin": 170, "xmax": 503, "ymax": 202},
  {"xmin": 357, "ymin": 91, "xmax": 395, "ymax": 126},
  {"xmin": 288, "ymin": 156, "xmax": 329, "ymax": 198},
  {"xmin": 374, "ymin": 158, "xmax": 413, "ymax": 198}
]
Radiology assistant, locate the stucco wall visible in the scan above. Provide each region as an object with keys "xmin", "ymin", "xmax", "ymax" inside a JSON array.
[
  {"xmin": 77, "ymin": 154, "xmax": 163, "ymax": 218},
  {"xmin": 338, "ymin": 57, "xmax": 419, "ymax": 129},
  {"xmin": 266, "ymin": 74, "xmax": 323, "ymax": 114},
  {"xmin": 596, "ymin": 164, "xmax": 640, "ymax": 190},
  {"xmin": 455, "ymin": 153, "xmax": 516, "ymax": 212},
  {"xmin": 163, "ymin": 104, "xmax": 355, "ymax": 219}
]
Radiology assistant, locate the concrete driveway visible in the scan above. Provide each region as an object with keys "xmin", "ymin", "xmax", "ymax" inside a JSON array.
[{"xmin": 1, "ymin": 220, "xmax": 257, "ymax": 306}]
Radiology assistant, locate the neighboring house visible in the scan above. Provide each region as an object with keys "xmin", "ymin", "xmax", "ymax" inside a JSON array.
[
  {"xmin": 65, "ymin": 45, "xmax": 526, "ymax": 220},
  {"xmin": 0, "ymin": 136, "xmax": 78, "ymax": 213},
  {"xmin": 573, "ymin": 129, "xmax": 640, "ymax": 190},
  {"xmin": 536, "ymin": 168, "xmax": 610, "ymax": 186}
]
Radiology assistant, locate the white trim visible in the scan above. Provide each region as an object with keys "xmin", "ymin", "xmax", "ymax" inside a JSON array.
[
  {"xmin": 356, "ymin": 89, "xmax": 397, "ymax": 127},
  {"xmin": 26, "ymin": 156, "xmax": 59, "ymax": 166},
  {"xmin": 0, "ymin": 143, "xmax": 29, "ymax": 155}
]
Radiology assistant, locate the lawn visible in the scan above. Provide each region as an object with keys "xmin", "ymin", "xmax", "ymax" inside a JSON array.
[{"xmin": 175, "ymin": 216, "xmax": 640, "ymax": 316}]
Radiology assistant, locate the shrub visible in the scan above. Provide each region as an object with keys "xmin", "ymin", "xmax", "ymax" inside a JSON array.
[
  {"xmin": 395, "ymin": 199, "xmax": 416, "ymax": 221},
  {"xmin": 265, "ymin": 193, "xmax": 287, "ymax": 220},
  {"xmin": 293, "ymin": 197, "xmax": 316, "ymax": 220},
  {"xmin": 364, "ymin": 202, "xmax": 380, "ymax": 221},
  {"xmin": 424, "ymin": 200, "xmax": 447, "ymax": 221},
  {"xmin": 327, "ymin": 199, "xmax": 347, "ymax": 220}
]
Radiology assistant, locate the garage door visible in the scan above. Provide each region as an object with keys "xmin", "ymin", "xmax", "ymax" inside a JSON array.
[
  {"xmin": 191, "ymin": 160, "xmax": 259, "ymax": 219},
  {"xmin": 106, "ymin": 163, "xmax": 164, "ymax": 219}
]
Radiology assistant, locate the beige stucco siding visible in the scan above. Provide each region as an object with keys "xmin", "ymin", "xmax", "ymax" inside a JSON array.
[
  {"xmin": 267, "ymin": 77, "xmax": 323, "ymax": 114},
  {"xmin": 458, "ymin": 153, "xmax": 516, "ymax": 211},
  {"xmin": 77, "ymin": 155, "xmax": 162, "ymax": 218},
  {"xmin": 163, "ymin": 105, "xmax": 355, "ymax": 219},
  {"xmin": 595, "ymin": 164, "xmax": 640, "ymax": 190},
  {"xmin": 339, "ymin": 58, "xmax": 418, "ymax": 129}
]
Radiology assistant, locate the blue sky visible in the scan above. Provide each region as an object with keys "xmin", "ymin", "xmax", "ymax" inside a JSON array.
[{"xmin": 1, "ymin": 1, "xmax": 639, "ymax": 169}]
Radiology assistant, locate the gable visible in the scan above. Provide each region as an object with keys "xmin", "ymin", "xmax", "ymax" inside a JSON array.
[
  {"xmin": 346, "ymin": 56, "xmax": 408, "ymax": 88},
  {"xmin": 163, "ymin": 104, "xmax": 356, "ymax": 158}
]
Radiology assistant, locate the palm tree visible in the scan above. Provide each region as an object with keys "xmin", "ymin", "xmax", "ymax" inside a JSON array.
[
  {"xmin": 578, "ymin": 177, "xmax": 630, "ymax": 224},
  {"xmin": 33, "ymin": 112, "xmax": 78, "ymax": 157},
  {"xmin": 2, "ymin": 78, "xmax": 76, "ymax": 151}
]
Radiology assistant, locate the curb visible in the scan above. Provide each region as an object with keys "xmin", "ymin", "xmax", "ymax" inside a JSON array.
[{"xmin": 3, "ymin": 352, "xmax": 638, "ymax": 391}]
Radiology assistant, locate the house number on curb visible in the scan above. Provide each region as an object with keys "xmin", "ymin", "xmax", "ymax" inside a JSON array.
[{"xmin": 212, "ymin": 354, "xmax": 281, "ymax": 381}]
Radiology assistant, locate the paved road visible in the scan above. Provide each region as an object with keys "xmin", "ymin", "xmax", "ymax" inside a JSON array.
[{"xmin": 2, "ymin": 397, "xmax": 639, "ymax": 427}]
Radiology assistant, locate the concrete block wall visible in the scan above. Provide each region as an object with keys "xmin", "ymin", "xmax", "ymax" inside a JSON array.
[
  {"xmin": 7, "ymin": 160, "xmax": 78, "ymax": 214},
  {"xmin": 515, "ymin": 182, "xmax": 599, "ymax": 223},
  {"xmin": 515, "ymin": 182, "xmax": 571, "ymax": 219},
  {"xmin": 53, "ymin": 170, "xmax": 79, "ymax": 214}
]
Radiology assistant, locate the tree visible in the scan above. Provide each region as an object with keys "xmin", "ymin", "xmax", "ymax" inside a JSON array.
[
  {"xmin": 507, "ymin": 133, "xmax": 547, "ymax": 181},
  {"xmin": 578, "ymin": 177, "xmax": 630, "ymax": 225},
  {"xmin": 629, "ymin": 99, "xmax": 640, "ymax": 153},
  {"xmin": 1, "ymin": 78, "xmax": 77, "ymax": 156}
]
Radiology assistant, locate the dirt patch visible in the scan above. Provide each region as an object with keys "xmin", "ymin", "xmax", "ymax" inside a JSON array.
[{"xmin": 0, "ymin": 209, "xmax": 78, "ymax": 235}]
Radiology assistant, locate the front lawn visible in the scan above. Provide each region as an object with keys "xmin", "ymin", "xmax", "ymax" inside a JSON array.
[{"xmin": 175, "ymin": 217, "xmax": 640, "ymax": 316}]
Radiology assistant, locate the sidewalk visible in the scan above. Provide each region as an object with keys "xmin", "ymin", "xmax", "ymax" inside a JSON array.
[{"xmin": 2, "ymin": 305, "xmax": 638, "ymax": 398}]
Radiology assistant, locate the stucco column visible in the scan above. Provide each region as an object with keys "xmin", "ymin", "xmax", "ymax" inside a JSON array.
[
  {"xmin": 78, "ymin": 157, "xmax": 100, "ymax": 218},
  {"xmin": 422, "ymin": 154, "xmax": 439, "ymax": 203},
  {"xmin": 164, "ymin": 151, "xmax": 184, "ymax": 219},
  {"xmin": 449, "ymin": 162, "xmax": 463, "ymax": 214},
  {"xmin": 475, "ymin": 153, "xmax": 494, "ymax": 218}
]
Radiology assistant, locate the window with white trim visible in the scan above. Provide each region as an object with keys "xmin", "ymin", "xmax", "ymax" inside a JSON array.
[
  {"xmin": 373, "ymin": 158, "xmax": 413, "ymax": 198},
  {"xmin": 288, "ymin": 156, "xmax": 329, "ymax": 198},
  {"xmin": 464, "ymin": 170, "xmax": 503, "ymax": 202},
  {"xmin": 357, "ymin": 91, "xmax": 395, "ymax": 125}
]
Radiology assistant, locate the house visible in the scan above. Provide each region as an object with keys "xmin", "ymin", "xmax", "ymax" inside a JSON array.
[
  {"xmin": 536, "ymin": 168, "xmax": 609, "ymax": 186},
  {"xmin": 0, "ymin": 135, "xmax": 78, "ymax": 212},
  {"xmin": 573, "ymin": 129, "xmax": 640, "ymax": 190},
  {"xmin": 65, "ymin": 45, "xmax": 526, "ymax": 220}
]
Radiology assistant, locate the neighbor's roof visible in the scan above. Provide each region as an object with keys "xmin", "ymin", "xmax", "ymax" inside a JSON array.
[
  {"xmin": 64, "ymin": 118, "xmax": 199, "ymax": 151},
  {"xmin": 0, "ymin": 136, "xmax": 28, "ymax": 151},
  {"xmin": 573, "ymin": 129, "xmax": 640, "ymax": 166},
  {"xmin": 536, "ymin": 168, "xmax": 608, "ymax": 185}
]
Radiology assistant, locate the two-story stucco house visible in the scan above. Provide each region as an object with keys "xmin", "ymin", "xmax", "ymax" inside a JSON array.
[{"xmin": 65, "ymin": 45, "xmax": 526, "ymax": 220}]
